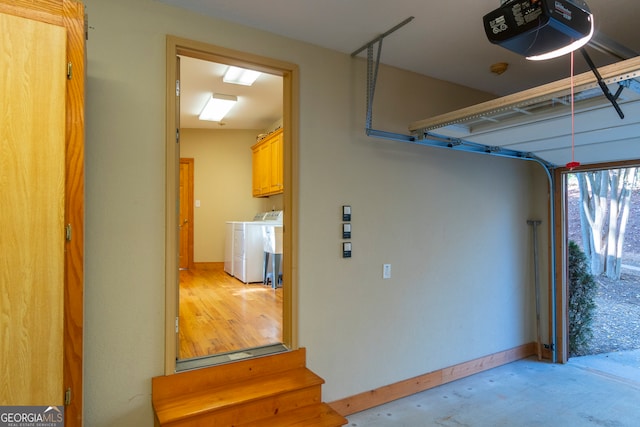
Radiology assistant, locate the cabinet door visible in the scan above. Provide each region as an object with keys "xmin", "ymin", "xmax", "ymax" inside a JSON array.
[
  {"xmin": 258, "ymin": 141, "xmax": 272, "ymax": 195},
  {"xmin": 252, "ymin": 147, "xmax": 261, "ymax": 196},
  {"xmin": 269, "ymin": 132, "xmax": 283, "ymax": 193},
  {"xmin": 251, "ymin": 130, "xmax": 284, "ymax": 197},
  {"xmin": 0, "ymin": 12, "xmax": 66, "ymax": 405}
]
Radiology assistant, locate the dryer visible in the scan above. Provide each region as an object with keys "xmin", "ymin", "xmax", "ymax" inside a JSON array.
[{"xmin": 233, "ymin": 221, "xmax": 266, "ymax": 283}]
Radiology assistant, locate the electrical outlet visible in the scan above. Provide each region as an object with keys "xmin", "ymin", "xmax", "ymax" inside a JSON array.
[{"xmin": 383, "ymin": 263, "xmax": 391, "ymax": 279}]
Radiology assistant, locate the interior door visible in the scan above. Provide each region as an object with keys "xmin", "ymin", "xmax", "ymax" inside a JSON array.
[
  {"xmin": 179, "ymin": 158, "xmax": 194, "ymax": 269},
  {"xmin": 0, "ymin": 12, "xmax": 66, "ymax": 405}
]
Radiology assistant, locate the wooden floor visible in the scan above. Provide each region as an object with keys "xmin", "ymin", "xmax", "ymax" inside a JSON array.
[{"xmin": 179, "ymin": 263, "xmax": 283, "ymax": 359}]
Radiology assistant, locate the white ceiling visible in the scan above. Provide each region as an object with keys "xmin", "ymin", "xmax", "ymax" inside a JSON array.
[
  {"xmin": 180, "ymin": 56, "xmax": 283, "ymax": 130},
  {"xmin": 164, "ymin": 0, "xmax": 639, "ymax": 95},
  {"xmin": 167, "ymin": 0, "xmax": 640, "ymax": 166}
]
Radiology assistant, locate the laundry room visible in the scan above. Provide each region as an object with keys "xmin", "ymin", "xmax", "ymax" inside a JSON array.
[
  {"xmin": 175, "ymin": 56, "xmax": 286, "ymax": 365},
  {"xmin": 179, "ymin": 126, "xmax": 283, "ymax": 269}
]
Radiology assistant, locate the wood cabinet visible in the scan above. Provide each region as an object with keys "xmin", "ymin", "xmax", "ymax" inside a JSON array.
[
  {"xmin": 0, "ymin": 1, "xmax": 84, "ymax": 425},
  {"xmin": 252, "ymin": 128, "xmax": 283, "ymax": 197}
]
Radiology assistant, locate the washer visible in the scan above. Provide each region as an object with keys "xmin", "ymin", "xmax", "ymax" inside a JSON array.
[{"xmin": 225, "ymin": 211, "xmax": 282, "ymax": 283}]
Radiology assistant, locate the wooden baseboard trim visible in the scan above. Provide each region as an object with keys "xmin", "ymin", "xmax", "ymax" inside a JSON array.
[
  {"xmin": 329, "ymin": 342, "xmax": 537, "ymax": 417},
  {"xmin": 193, "ymin": 262, "xmax": 222, "ymax": 270}
]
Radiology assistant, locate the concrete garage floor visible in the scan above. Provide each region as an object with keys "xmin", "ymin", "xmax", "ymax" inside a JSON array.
[{"xmin": 346, "ymin": 350, "xmax": 640, "ymax": 426}]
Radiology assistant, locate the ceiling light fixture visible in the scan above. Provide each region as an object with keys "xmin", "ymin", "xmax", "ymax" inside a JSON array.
[
  {"xmin": 223, "ymin": 66, "xmax": 261, "ymax": 86},
  {"xmin": 198, "ymin": 94, "xmax": 237, "ymax": 122},
  {"xmin": 526, "ymin": 16, "xmax": 594, "ymax": 61},
  {"xmin": 483, "ymin": 0, "xmax": 594, "ymax": 61}
]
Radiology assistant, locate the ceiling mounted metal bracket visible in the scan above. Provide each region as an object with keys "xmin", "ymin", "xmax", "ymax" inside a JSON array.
[
  {"xmin": 351, "ymin": 17, "xmax": 415, "ymax": 137},
  {"xmin": 350, "ymin": 16, "xmax": 415, "ymax": 58},
  {"xmin": 618, "ymin": 78, "xmax": 640, "ymax": 95},
  {"xmin": 351, "ymin": 16, "xmax": 556, "ymax": 171}
]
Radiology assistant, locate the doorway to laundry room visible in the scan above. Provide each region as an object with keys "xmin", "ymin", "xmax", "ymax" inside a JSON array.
[{"xmin": 165, "ymin": 37, "xmax": 298, "ymax": 372}]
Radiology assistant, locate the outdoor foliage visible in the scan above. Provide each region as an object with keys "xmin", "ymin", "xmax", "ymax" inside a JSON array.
[
  {"xmin": 568, "ymin": 240, "xmax": 598, "ymax": 356},
  {"xmin": 577, "ymin": 168, "xmax": 637, "ymax": 279}
]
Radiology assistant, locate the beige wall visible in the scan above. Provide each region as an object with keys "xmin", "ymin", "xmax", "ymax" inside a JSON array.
[
  {"xmin": 83, "ymin": 0, "xmax": 550, "ymax": 425},
  {"xmin": 180, "ymin": 128, "xmax": 277, "ymax": 262}
]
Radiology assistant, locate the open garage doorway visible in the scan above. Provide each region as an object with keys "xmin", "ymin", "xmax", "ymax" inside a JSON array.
[{"xmin": 564, "ymin": 166, "xmax": 640, "ymax": 361}]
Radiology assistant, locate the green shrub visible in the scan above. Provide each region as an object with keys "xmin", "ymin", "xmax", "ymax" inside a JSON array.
[{"xmin": 568, "ymin": 241, "xmax": 598, "ymax": 356}]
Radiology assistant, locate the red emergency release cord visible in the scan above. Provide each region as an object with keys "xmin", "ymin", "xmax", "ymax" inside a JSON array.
[{"xmin": 566, "ymin": 50, "xmax": 580, "ymax": 170}]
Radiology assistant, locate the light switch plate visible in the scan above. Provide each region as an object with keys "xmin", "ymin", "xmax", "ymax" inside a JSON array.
[
  {"xmin": 342, "ymin": 223, "xmax": 351, "ymax": 239},
  {"xmin": 343, "ymin": 242, "xmax": 352, "ymax": 258},
  {"xmin": 342, "ymin": 205, "xmax": 351, "ymax": 221}
]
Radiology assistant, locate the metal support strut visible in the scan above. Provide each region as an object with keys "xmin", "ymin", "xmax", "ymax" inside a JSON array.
[
  {"xmin": 351, "ymin": 17, "xmax": 416, "ymax": 142},
  {"xmin": 580, "ymin": 47, "xmax": 625, "ymax": 119},
  {"xmin": 365, "ymin": 42, "xmax": 382, "ymax": 131},
  {"xmin": 527, "ymin": 220, "xmax": 543, "ymax": 361},
  {"xmin": 350, "ymin": 17, "xmax": 557, "ymax": 168}
]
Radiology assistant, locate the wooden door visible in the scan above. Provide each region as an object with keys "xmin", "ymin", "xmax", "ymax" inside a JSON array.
[
  {"xmin": 0, "ymin": 1, "xmax": 85, "ymax": 423},
  {"xmin": 179, "ymin": 159, "xmax": 194, "ymax": 270},
  {"xmin": 0, "ymin": 12, "xmax": 66, "ymax": 405}
]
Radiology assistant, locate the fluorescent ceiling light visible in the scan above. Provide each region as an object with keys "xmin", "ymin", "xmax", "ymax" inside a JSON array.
[
  {"xmin": 527, "ymin": 16, "xmax": 595, "ymax": 61},
  {"xmin": 223, "ymin": 66, "xmax": 261, "ymax": 86},
  {"xmin": 198, "ymin": 94, "xmax": 237, "ymax": 121}
]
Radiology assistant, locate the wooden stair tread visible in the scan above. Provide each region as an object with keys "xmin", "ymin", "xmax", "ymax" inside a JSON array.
[
  {"xmin": 154, "ymin": 367, "xmax": 324, "ymax": 424},
  {"xmin": 153, "ymin": 349, "xmax": 308, "ymax": 403},
  {"xmin": 238, "ymin": 403, "xmax": 347, "ymax": 427}
]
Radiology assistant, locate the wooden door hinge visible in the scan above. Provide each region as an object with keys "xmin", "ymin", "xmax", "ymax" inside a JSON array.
[
  {"xmin": 65, "ymin": 224, "xmax": 72, "ymax": 241},
  {"xmin": 67, "ymin": 62, "xmax": 73, "ymax": 80},
  {"xmin": 85, "ymin": 13, "xmax": 89, "ymax": 41},
  {"xmin": 64, "ymin": 388, "xmax": 72, "ymax": 406}
]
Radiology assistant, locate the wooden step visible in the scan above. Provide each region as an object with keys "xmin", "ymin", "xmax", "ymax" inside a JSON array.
[
  {"xmin": 237, "ymin": 403, "xmax": 347, "ymax": 427},
  {"xmin": 153, "ymin": 348, "xmax": 308, "ymax": 402},
  {"xmin": 152, "ymin": 348, "xmax": 346, "ymax": 426},
  {"xmin": 154, "ymin": 367, "xmax": 324, "ymax": 426}
]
